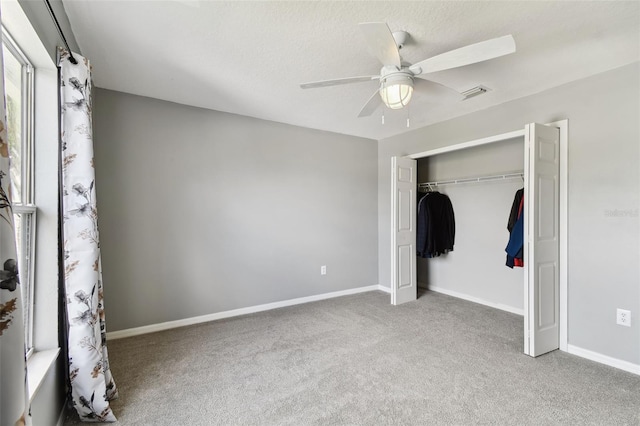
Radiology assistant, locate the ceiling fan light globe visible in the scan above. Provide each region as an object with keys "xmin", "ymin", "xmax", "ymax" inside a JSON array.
[{"xmin": 380, "ymin": 82, "xmax": 413, "ymax": 109}]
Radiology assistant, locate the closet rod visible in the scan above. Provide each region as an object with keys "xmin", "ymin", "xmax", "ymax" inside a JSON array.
[{"xmin": 418, "ymin": 172, "xmax": 523, "ymax": 189}]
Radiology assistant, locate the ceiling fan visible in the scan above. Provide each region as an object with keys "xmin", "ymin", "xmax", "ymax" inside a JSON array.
[{"xmin": 300, "ymin": 23, "xmax": 516, "ymax": 117}]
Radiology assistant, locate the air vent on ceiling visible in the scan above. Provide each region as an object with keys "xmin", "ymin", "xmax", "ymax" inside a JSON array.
[{"xmin": 461, "ymin": 85, "xmax": 491, "ymax": 100}]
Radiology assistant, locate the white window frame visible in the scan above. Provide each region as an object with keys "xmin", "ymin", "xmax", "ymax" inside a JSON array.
[
  {"xmin": 12, "ymin": 205, "xmax": 36, "ymax": 355},
  {"xmin": 2, "ymin": 26, "xmax": 36, "ymax": 357},
  {"xmin": 2, "ymin": 0, "xmax": 62, "ymax": 405}
]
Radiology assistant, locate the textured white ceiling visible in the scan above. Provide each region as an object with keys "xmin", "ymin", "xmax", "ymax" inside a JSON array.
[{"xmin": 62, "ymin": 1, "xmax": 639, "ymax": 140}]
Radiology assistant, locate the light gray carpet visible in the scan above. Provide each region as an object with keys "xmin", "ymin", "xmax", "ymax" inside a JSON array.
[{"xmin": 64, "ymin": 290, "xmax": 640, "ymax": 425}]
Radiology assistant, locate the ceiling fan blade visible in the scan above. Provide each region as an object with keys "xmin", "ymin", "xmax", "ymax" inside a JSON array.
[
  {"xmin": 358, "ymin": 89, "xmax": 382, "ymax": 118},
  {"xmin": 409, "ymin": 35, "xmax": 516, "ymax": 76},
  {"xmin": 300, "ymin": 75, "xmax": 378, "ymax": 89},
  {"xmin": 413, "ymin": 79, "xmax": 464, "ymax": 101},
  {"xmin": 359, "ymin": 22, "xmax": 401, "ymax": 68}
]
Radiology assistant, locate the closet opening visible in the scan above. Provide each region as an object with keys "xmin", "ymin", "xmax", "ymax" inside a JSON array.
[
  {"xmin": 416, "ymin": 138, "xmax": 525, "ymax": 318},
  {"xmin": 390, "ymin": 121, "xmax": 568, "ymax": 357}
]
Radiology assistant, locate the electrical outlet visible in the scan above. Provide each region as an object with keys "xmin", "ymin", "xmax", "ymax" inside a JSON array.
[
  {"xmin": 616, "ymin": 309, "xmax": 631, "ymax": 327},
  {"xmin": 320, "ymin": 265, "xmax": 326, "ymax": 275}
]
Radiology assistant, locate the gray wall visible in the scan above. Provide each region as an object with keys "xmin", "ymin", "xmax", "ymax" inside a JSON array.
[
  {"xmin": 417, "ymin": 139, "xmax": 525, "ymax": 312},
  {"xmin": 379, "ymin": 63, "xmax": 639, "ymax": 365},
  {"xmin": 93, "ymin": 89, "xmax": 378, "ymax": 332}
]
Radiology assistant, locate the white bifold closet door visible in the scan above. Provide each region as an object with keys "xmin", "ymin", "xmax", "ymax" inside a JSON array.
[
  {"xmin": 524, "ymin": 123, "xmax": 560, "ymax": 357},
  {"xmin": 391, "ymin": 156, "xmax": 417, "ymax": 305}
]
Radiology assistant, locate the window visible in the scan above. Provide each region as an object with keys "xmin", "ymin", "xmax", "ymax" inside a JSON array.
[{"xmin": 2, "ymin": 27, "xmax": 35, "ymax": 356}]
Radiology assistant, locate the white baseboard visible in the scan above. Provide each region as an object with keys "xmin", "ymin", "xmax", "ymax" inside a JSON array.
[
  {"xmin": 423, "ymin": 283, "xmax": 524, "ymax": 316},
  {"xmin": 107, "ymin": 285, "xmax": 382, "ymax": 340},
  {"xmin": 567, "ymin": 344, "xmax": 640, "ymax": 376},
  {"xmin": 422, "ymin": 285, "xmax": 638, "ymax": 376},
  {"xmin": 106, "ymin": 284, "xmax": 639, "ymax": 377},
  {"xmin": 377, "ymin": 285, "xmax": 391, "ymax": 294}
]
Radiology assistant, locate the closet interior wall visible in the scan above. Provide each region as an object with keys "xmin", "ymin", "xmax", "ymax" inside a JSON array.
[{"xmin": 416, "ymin": 138, "xmax": 526, "ymax": 313}]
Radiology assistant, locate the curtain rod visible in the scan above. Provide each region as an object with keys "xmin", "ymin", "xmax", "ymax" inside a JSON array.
[{"xmin": 44, "ymin": 0, "xmax": 77, "ymax": 64}]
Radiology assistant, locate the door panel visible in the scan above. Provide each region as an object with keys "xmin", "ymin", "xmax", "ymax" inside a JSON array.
[
  {"xmin": 537, "ymin": 177, "xmax": 556, "ymax": 240},
  {"xmin": 398, "ymin": 189, "xmax": 412, "ymax": 231},
  {"xmin": 538, "ymin": 263, "xmax": 556, "ymax": 328},
  {"xmin": 524, "ymin": 123, "xmax": 560, "ymax": 357},
  {"xmin": 391, "ymin": 156, "xmax": 417, "ymax": 305},
  {"xmin": 398, "ymin": 245, "xmax": 413, "ymax": 289}
]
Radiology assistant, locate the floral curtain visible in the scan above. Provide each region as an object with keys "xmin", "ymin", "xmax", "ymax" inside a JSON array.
[
  {"xmin": 0, "ymin": 4, "xmax": 30, "ymax": 425},
  {"xmin": 59, "ymin": 49, "xmax": 117, "ymax": 422}
]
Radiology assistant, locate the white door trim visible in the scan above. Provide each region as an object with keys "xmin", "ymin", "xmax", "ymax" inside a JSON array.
[
  {"xmin": 551, "ymin": 119, "xmax": 568, "ymax": 352},
  {"xmin": 396, "ymin": 120, "xmax": 568, "ymax": 352},
  {"xmin": 408, "ymin": 129, "xmax": 526, "ymax": 159}
]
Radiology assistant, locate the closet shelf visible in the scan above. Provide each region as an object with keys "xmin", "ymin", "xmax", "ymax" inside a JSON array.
[{"xmin": 418, "ymin": 172, "xmax": 524, "ymax": 190}]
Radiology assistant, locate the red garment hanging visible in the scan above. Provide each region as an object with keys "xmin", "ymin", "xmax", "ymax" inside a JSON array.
[{"xmin": 513, "ymin": 196, "xmax": 524, "ymax": 267}]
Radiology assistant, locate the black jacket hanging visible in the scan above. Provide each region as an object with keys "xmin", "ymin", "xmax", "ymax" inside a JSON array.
[
  {"xmin": 417, "ymin": 192, "xmax": 455, "ymax": 258},
  {"xmin": 417, "ymin": 193, "xmax": 430, "ymax": 257},
  {"xmin": 507, "ymin": 188, "xmax": 524, "ymax": 233}
]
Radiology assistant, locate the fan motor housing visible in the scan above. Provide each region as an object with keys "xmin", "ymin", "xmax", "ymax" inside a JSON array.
[{"xmin": 380, "ymin": 66, "xmax": 414, "ymax": 86}]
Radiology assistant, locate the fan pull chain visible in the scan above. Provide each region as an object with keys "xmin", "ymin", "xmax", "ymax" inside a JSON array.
[
  {"xmin": 406, "ymin": 105, "xmax": 411, "ymax": 128},
  {"xmin": 381, "ymin": 112, "xmax": 385, "ymax": 125}
]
